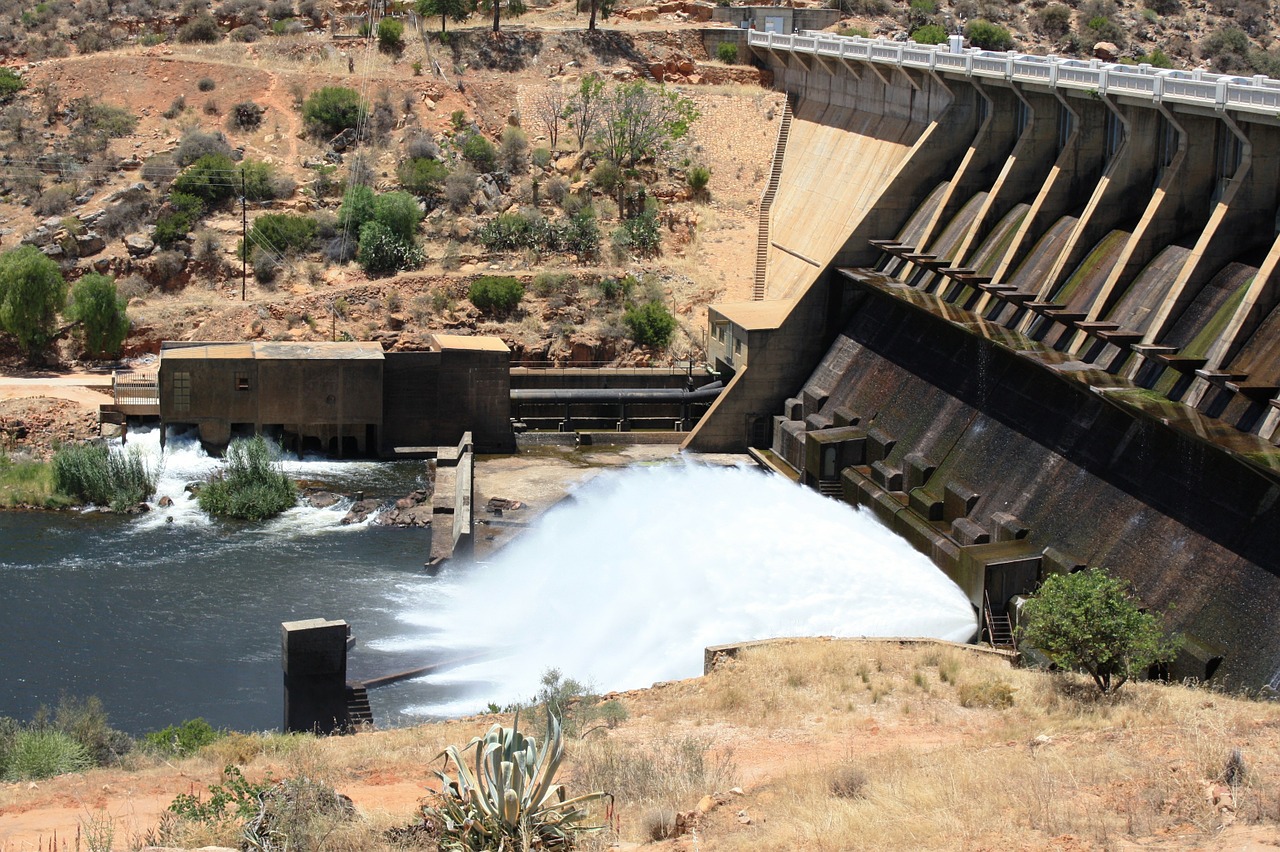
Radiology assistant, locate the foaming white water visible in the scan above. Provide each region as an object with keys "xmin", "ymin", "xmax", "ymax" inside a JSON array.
[
  {"xmin": 116, "ymin": 428, "xmax": 384, "ymax": 531},
  {"xmin": 389, "ymin": 462, "xmax": 978, "ymax": 717}
]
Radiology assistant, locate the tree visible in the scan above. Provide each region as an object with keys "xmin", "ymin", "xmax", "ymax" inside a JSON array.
[
  {"xmin": 565, "ymin": 73, "xmax": 605, "ymax": 151},
  {"xmin": 416, "ymin": 0, "xmax": 470, "ymax": 32},
  {"xmin": 534, "ymin": 83, "xmax": 565, "ymax": 150},
  {"xmin": 376, "ymin": 17, "xmax": 403, "ymax": 52},
  {"xmin": 1019, "ymin": 568, "xmax": 1179, "ymax": 694},
  {"xmin": 623, "ymin": 299, "xmax": 676, "ymax": 348},
  {"xmin": 0, "ymin": 245, "xmax": 67, "ymax": 363},
  {"xmin": 66, "ymin": 274, "xmax": 129, "ymax": 359},
  {"xmin": 301, "ymin": 86, "xmax": 365, "ymax": 138},
  {"xmin": 478, "ymin": 0, "xmax": 524, "ymax": 33},
  {"xmin": 595, "ymin": 81, "xmax": 699, "ymax": 167}
]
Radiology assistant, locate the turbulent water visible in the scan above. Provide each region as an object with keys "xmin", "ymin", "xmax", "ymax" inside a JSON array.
[
  {"xmin": 0, "ymin": 434, "xmax": 977, "ymax": 732},
  {"xmin": 379, "ymin": 463, "xmax": 978, "ymax": 718}
]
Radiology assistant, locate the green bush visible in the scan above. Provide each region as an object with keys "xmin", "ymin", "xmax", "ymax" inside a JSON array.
[
  {"xmin": 715, "ymin": 42, "xmax": 738, "ymax": 63},
  {"xmin": 197, "ymin": 436, "xmax": 297, "ymax": 521},
  {"xmin": 837, "ymin": 25, "xmax": 870, "ymax": 37},
  {"xmin": 686, "ymin": 165, "xmax": 710, "ymax": 196},
  {"xmin": 52, "ymin": 443, "xmax": 155, "ymax": 510},
  {"xmin": 591, "ymin": 160, "xmax": 623, "ymax": 194},
  {"xmin": 373, "ymin": 191, "xmax": 424, "ymax": 240},
  {"xmin": 614, "ymin": 210, "xmax": 661, "ymax": 258},
  {"xmin": 0, "ymin": 67, "xmax": 25, "ymax": 102},
  {"xmin": 1035, "ymin": 3, "xmax": 1072, "ymax": 36},
  {"xmin": 469, "ymin": 275, "xmax": 525, "ymax": 316},
  {"xmin": 0, "ymin": 244, "xmax": 67, "ymax": 363},
  {"xmin": 302, "ymin": 86, "xmax": 366, "ymax": 138},
  {"xmin": 178, "ymin": 14, "xmax": 223, "ymax": 42},
  {"xmin": 623, "ymin": 300, "xmax": 677, "ymax": 349},
  {"xmin": 144, "ymin": 718, "xmax": 223, "ymax": 756},
  {"xmin": 1085, "ymin": 14, "xmax": 1126, "ymax": 46},
  {"xmin": 911, "ymin": 24, "xmax": 948, "ymax": 44},
  {"xmin": 461, "ymin": 132, "xmax": 497, "ymax": 173},
  {"xmin": 477, "ymin": 210, "xmax": 600, "ymax": 258},
  {"xmin": 173, "ymin": 153, "xmax": 238, "ymax": 207},
  {"xmin": 338, "ymin": 183, "xmax": 377, "ymax": 234},
  {"xmin": 247, "ymin": 213, "xmax": 317, "ymax": 256},
  {"xmin": 356, "ymin": 220, "xmax": 425, "ymax": 276},
  {"xmin": 66, "ymin": 274, "xmax": 129, "ymax": 359},
  {"xmin": 154, "ymin": 192, "xmax": 204, "ymax": 249},
  {"xmin": 966, "ymin": 19, "xmax": 1014, "ymax": 50},
  {"xmin": 377, "ymin": 16, "xmax": 403, "ymax": 51},
  {"xmin": 239, "ymin": 159, "xmax": 293, "ymax": 201},
  {"xmin": 397, "ymin": 156, "xmax": 450, "ymax": 199},
  {"xmin": 53, "ymin": 696, "xmax": 133, "ymax": 767},
  {"xmin": 5, "ymin": 730, "xmax": 90, "ymax": 780}
]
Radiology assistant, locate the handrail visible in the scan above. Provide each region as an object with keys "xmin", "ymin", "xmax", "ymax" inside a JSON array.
[{"xmin": 749, "ymin": 30, "xmax": 1280, "ymax": 116}]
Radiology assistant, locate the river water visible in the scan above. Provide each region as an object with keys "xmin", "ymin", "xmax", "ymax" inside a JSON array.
[{"xmin": 0, "ymin": 431, "xmax": 977, "ymax": 735}]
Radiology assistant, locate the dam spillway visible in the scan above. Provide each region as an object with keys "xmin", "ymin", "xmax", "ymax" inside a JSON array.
[{"xmin": 685, "ymin": 32, "xmax": 1280, "ymax": 687}]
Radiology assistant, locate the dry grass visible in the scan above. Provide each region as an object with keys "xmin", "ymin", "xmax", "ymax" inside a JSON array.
[{"xmin": 7, "ymin": 640, "xmax": 1280, "ymax": 852}]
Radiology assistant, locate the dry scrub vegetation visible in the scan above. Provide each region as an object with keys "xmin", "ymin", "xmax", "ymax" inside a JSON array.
[{"xmin": 5, "ymin": 639, "xmax": 1280, "ymax": 850}]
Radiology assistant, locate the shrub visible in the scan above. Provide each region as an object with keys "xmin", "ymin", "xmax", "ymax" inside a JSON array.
[
  {"xmin": 500, "ymin": 126, "xmax": 529, "ymax": 173},
  {"xmin": 5, "ymin": 731, "xmax": 90, "ymax": 780},
  {"xmin": 686, "ymin": 165, "xmax": 710, "ymax": 196},
  {"xmin": 376, "ymin": 16, "xmax": 403, "ymax": 51},
  {"xmin": 911, "ymin": 23, "xmax": 948, "ymax": 44},
  {"xmin": 1036, "ymin": 3, "xmax": 1072, "ymax": 36},
  {"xmin": 373, "ymin": 190, "xmax": 424, "ymax": 239},
  {"xmin": 531, "ymin": 146, "xmax": 552, "ymax": 169},
  {"xmin": 173, "ymin": 153, "xmax": 237, "ymax": 207},
  {"xmin": 229, "ymin": 23, "xmax": 262, "ymax": 41},
  {"xmin": 425, "ymin": 715, "xmax": 608, "ymax": 852},
  {"xmin": 829, "ymin": 765, "xmax": 869, "ymax": 798},
  {"xmin": 198, "ymin": 76, "xmax": 216, "ymax": 92},
  {"xmin": 52, "ymin": 442, "xmax": 154, "ymax": 510},
  {"xmin": 445, "ymin": 169, "xmax": 477, "ymax": 212},
  {"xmin": 229, "ymin": 100, "xmax": 265, "ymax": 130},
  {"xmin": 247, "ymin": 213, "xmax": 317, "ymax": 257},
  {"xmin": 966, "ymin": 19, "xmax": 1013, "ymax": 50},
  {"xmin": 398, "ymin": 156, "xmax": 449, "ymax": 199},
  {"xmin": 143, "ymin": 718, "xmax": 222, "ymax": 756},
  {"xmin": 197, "ymin": 435, "xmax": 297, "ymax": 520},
  {"xmin": 0, "ymin": 67, "xmax": 25, "ymax": 103},
  {"xmin": 153, "ymin": 192, "xmax": 204, "ymax": 249},
  {"xmin": 66, "ymin": 273, "xmax": 129, "ymax": 358},
  {"xmin": 73, "ymin": 98, "xmax": 137, "ymax": 137},
  {"xmin": 1085, "ymin": 14, "xmax": 1126, "ymax": 46},
  {"xmin": 52, "ymin": 695, "xmax": 132, "ymax": 767},
  {"xmin": 357, "ymin": 220, "xmax": 425, "ymax": 276},
  {"xmin": 406, "ymin": 133, "xmax": 441, "ymax": 160},
  {"xmin": 462, "ymin": 132, "xmax": 498, "ymax": 173},
  {"xmin": 715, "ymin": 41, "xmax": 737, "ymax": 63},
  {"xmin": 1019, "ymin": 567, "xmax": 1180, "ymax": 694},
  {"xmin": 302, "ymin": 86, "xmax": 365, "ymax": 138},
  {"xmin": 267, "ymin": 0, "xmax": 293, "ymax": 18},
  {"xmin": 177, "ymin": 13, "xmax": 223, "ymax": 42},
  {"xmin": 175, "ymin": 128, "xmax": 233, "ymax": 167},
  {"xmin": 623, "ymin": 299, "xmax": 676, "ymax": 348},
  {"xmin": 469, "ymin": 275, "xmax": 524, "ymax": 315},
  {"xmin": 957, "ymin": 679, "xmax": 1016, "ymax": 708},
  {"xmin": 591, "ymin": 160, "xmax": 623, "ymax": 194},
  {"xmin": 338, "ymin": 184, "xmax": 376, "ymax": 234},
  {"xmin": 162, "ymin": 95, "xmax": 185, "ymax": 120},
  {"xmin": 838, "ymin": 25, "xmax": 870, "ymax": 37},
  {"xmin": 615, "ymin": 210, "xmax": 661, "ymax": 257},
  {"xmin": 239, "ymin": 159, "xmax": 293, "ymax": 200},
  {"xmin": 33, "ymin": 185, "xmax": 76, "ymax": 216},
  {"xmin": 253, "ymin": 250, "xmax": 280, "ymax": 283}
]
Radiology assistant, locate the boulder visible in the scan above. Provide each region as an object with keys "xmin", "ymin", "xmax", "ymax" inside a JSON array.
[
  {"xmin": 304, "ymin": 490, "xmax": 344, "ymax": 509},
  {"xmin": 157, "ymin": 495, "xmax": 174, "ymax": 508},
  {"xmin": 125, "ymin": 233, "xmax": 155, "ymax": 257},
  {"xmin": 341, "ymin": 497, "xmax": 382, "ymax": 525},
  {"xmin": 687, "ymin": 1, "xmax": 713, "ymax": 20},
  {"xmin": 1093, "ymin": 41, "xmax": 1119, "ymax": 61},
  {"xmin": 76, "ymin": 232, "xmax": 106, "ymax": 256}
]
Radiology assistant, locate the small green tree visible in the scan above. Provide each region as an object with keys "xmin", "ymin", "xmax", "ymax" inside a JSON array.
[
  {"xmin": 595, "ymin": 81, "xmax": 699, "ymax": 167},
  {"xmin": 0, "ymin": 245, "xmax": 66, "ymax": 363},
  {"xmin": 417, "ymin": 0, "xmax": 471, "ymax": 32},
  {"xmin": 172, "ymin": 153, "xmax": 238, "ymax": 207},
  {"xmin": 66, "ymin": 273, "xmax": 129, "ymax": 358},
  {"xmin": 716, "ymin": 42, "xmax": 738, "ymax": 63},
  {"xmin": 376, "ymin": 16, "xmax": 404, "ymax": 51},
  {"xmin": 965, "ymin": 19, "xmax": 1014, "ymax": 50},
  {"xmin": 623, "ymin": 299, "xmax": 676, "ymax": 349},
  {"xmin": 373, "ymin": 190, "xmax": 424, "ymax": 240},
  {"xmin": 301, "ymin": 86, "xmax": 366, "ymax": 138},
  {"xmin": 398, "ymin": 156, "xmax": 450, "ymax": 199},
  {"xmin": 1018, "ymin": 568, "xmax": 1179, "ymax": 694},
  {"xmin": 461, "ymin": 132, "xmax": 498, "ymax": 173},
  {"xmin": 469, "ymin": 275, "xmax": 524, "ymax": 316}
]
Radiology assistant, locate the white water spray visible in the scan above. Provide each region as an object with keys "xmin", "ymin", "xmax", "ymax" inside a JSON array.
[
  {"xmin": 386, "ymin": 462, "xmax": 978, "ymax": 716},
  {"xmin": 113, "ymin": 428, "xmax": 390, "ymax": 532}
]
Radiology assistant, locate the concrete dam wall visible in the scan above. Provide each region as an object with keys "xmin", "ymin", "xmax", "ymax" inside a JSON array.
[{"xmin": 690, "ymin": 32, "xmax": 1280, "ymax": 687}]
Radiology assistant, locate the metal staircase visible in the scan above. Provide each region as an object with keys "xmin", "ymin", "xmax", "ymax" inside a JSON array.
[
  {"xmin": 754, "ymin": 96, "xmax": 793, "ymax": 301},
  {"xmin": 983, "ymin": 591, "xmax": 1016, "ymax": 650}
]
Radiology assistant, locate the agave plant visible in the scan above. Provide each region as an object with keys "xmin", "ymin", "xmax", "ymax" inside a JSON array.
[{"xmin": 429, "ymin": 711, "xmax": 609, "ymax": 851}]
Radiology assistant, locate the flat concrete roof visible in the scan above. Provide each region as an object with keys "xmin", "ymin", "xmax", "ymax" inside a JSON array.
[
  {"xmin": 161, "ymin": 341, "xmax": 385, "ymax": 361},
  {"xmin": 433, "ymin": 333, "xmax": 510, "ymax": 353},
  {"xmin": 709, "ymin": 299, "xmax": 795, "ymax": 330}
]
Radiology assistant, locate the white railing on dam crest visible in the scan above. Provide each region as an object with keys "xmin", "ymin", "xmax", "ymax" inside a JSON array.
[{"xmin": 750, "ymin": 30, "xmax": 1280, "ymax": 116}]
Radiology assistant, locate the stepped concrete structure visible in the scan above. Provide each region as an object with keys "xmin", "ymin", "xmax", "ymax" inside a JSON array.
[{"xmin": 686, "ymin": 32, "xmax": 1280, "ymax": 688}]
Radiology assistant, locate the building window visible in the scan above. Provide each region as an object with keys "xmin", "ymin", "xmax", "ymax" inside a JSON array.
[
  {"xmin": 173, "ymin": 371, "xmax": 191, "ymax": 413},
  {"xmin": 1057, "ymin": 102, "xmax": 1074, "ymax": 155},
  {"xmin": 235, "ymin": 371, "xmax": 250, "ymax": 391},
  {"xmin": 1104, "ymin": 109, "xmax": 1124, "ymax": 162},
  {"xmin": 734, "ymin": 338, "xmax": 743, "ymax": 356}
]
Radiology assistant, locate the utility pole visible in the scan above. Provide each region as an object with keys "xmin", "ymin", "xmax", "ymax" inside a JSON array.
[{"xmin": 241, "ymin": 170, "xmax": 247, "ymax": 302}]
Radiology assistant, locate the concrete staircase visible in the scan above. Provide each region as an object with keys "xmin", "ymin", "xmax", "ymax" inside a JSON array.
[
  {"xmin": 345, "ymin": 684, "xmax": 374, "ymax": 729},
  {"xmin": 817, "ymin": 478, "xmax": 842, "ymax": 499},
  {"xmin": 754, "ymin": 97, "xmax": 793, "ymax": 301}
]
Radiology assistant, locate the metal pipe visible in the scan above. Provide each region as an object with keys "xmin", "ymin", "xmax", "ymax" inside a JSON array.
[{"xmin": 510, "ymin": 382, "xmax": 724, "ymax": 405}]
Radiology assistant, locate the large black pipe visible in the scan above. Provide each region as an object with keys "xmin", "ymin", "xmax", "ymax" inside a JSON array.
[{"xmin": 510, "ymin": 382, "xmax": 724, "ymax": 405}]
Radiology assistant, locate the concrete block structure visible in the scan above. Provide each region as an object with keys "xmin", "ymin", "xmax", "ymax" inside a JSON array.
[
  {"xmin": 281, "ymin": 618, "xmax": 350, "ymax": 734},
  {"xmin": 158, "ymin": 336, "xmax": 514, "ymax": 456},
  {"xmin": 687, "ymin": 31, "xmax": 1280, "ymax": 687}
]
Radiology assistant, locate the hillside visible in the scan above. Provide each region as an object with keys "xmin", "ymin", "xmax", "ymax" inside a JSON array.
[{"xmin": 3, "ymin": 640, "xmax": 1280, "ymax": 850}]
